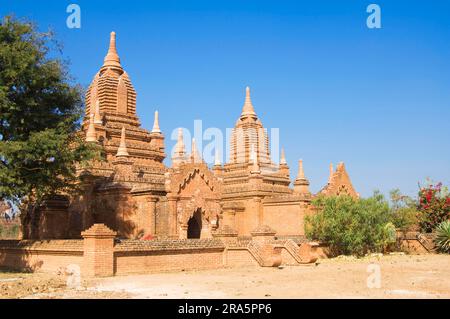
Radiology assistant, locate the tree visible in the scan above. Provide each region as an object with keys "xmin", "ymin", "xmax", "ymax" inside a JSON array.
[{"xmin": 0, "ymin": 16, "xmax": 98, "ymax": 204}]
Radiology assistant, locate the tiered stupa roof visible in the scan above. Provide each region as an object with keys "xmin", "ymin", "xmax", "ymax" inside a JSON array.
[
  {"xmin": 222, "ymin": 87, "xmax": 291, "ymax": 199},
  {"xmin": 82, "ymin": 32, "xmax": 165, "ymax": 167}
]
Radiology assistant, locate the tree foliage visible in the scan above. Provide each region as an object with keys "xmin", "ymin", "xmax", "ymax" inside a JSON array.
[
  {"xmin": 389, "ymin": 189, "xmax": 419, "ymax": 232},
  {"xmin": 305, "ymin": 193, "xmax": 396, "ymax": 257},
  {"xmin": 0, "ymin": 16, "xmax": 98, "ymax": 203}
]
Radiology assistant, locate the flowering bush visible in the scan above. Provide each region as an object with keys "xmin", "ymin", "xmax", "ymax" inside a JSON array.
[{"xmin": 418, "ymin": 182, "xmax": 450, "ymax": 233}]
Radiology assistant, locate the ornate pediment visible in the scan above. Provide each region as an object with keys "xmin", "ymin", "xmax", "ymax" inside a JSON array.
[{"xmin": 168, "ymin": 163, "xmax": 222, "ymax": 197}]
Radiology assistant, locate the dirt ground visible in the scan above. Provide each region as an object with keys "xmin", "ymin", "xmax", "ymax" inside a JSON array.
[{"xmin": 1, "ymin": 254, "xmax": 449, "ymax": 299}]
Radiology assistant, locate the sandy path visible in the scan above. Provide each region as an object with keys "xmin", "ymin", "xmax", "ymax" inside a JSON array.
[{"xmin": 88, "ymin": 254, "xmax": 450, "ymax": 299}]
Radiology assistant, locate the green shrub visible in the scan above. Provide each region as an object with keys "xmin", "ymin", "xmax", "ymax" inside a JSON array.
[
  {"xmin": 0, "ymin": 223, "xmax": 19, "ymax": 239},
  {"xmin": 435, "ymin": 220, "xmax": 450, "ymax": 253},
  {"xmin": 389, "ymin": 189, "xmax": 419, "ymax": 232},
  {"xmin": 305, "ymin": 193, "xmax": 395, "ymax": 257}
]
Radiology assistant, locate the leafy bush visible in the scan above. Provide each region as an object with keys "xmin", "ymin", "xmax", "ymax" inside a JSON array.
[
  {"xmin": 389, "ymin": 189, "xmax": 419, "ymax": 232},
  {"xmin": 418, "ymin": 182, "xmax": 450, "ymax": 232},
  {"xmin": 435, "ymin": 220, "xmax": 450, "ymax": 253},
  {"xmin": 0, "ymin": 223, "xmax": 19, "ymax": 239},
  {"xmin": 305, "ymin": 193, "xmax": 395, "ymax": 257}
]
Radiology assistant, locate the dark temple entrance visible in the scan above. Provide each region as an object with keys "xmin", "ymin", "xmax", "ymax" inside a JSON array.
[{"xmin": 187, "ymin": 209, "xmax": 202, "ymax": 239}]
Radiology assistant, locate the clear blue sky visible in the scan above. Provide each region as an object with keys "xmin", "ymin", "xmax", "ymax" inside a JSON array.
[{"xmin": 2, "ymin": 0, "xmax": 450, "ymax": 198}]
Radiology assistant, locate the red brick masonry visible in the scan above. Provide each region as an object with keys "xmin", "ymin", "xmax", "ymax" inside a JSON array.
[{"xmin": 0, "ymin": 224, "xmax": 322, "ymax": 277}]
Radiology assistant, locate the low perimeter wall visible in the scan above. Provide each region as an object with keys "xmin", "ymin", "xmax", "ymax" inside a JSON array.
[
  {"xmin": 0, "ymin": 240, "xmax": 84, "ymax": 273},
  {"xmin": 0, "ymin": 224, "xmax": 317, "ymax": 277},
  {"xmin": 114, "ymin": 239, "xmax": 225, "ymax": 275},
  {"xmin": 0, "ymin": 239, "xmax": 226, "ymax": 277},
  {"xmin": 2, "ymin": 227, "xmax": 432, "ymax": 277}
]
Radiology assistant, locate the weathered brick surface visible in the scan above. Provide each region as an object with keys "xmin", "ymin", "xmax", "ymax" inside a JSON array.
[
  {"xmin": 0, "ymin": 240, "xmax": 83, "ymax": 273},
  {"xmin": 113, "ymin": 238, "xmax": 226, "ymax": 274},
  {"xmin": 82, "ymin": 224, "xmax": 116, "ymax": 277},
  {"xmin": 115, "ymin": 250, "xmax": 224, "ymax": 275},
  {"xmin": 114, "ymin": 239, "xmax": 224, "ymax": 252},
  {"xmin": 0, "ymin": 226, "xmax": 319, "ymax": 277},
  {"xmin": 280, "ymin": 248, "xmax": 298, "ymax": 266},
  {"xmin": 226, "ymin": 248, "xmax": 259, "ymax": 267},
  {"xmin": 0, "ymin": 240, "xmax": 83, "ymax": 251}
]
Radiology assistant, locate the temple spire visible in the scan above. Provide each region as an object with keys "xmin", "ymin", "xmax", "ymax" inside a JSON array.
[
  {"xmin": 172, "ymin": 128, "xmax": 186, "ymax": 166},
  {"xmin": 297, "ymin": 159, "xmax": 305, "ymax": 180},
  {"xmin": 294, "ymin": 159, "xmax": 310, "ymax": 195},
  {"xmin": 116, "ymin": 126, "xmax": 129, "ymax": 157},
  {"xmin": 214, "ymin": 149, "xmax": 222, "ymax": 166},
  {"xmin": 278, "ymin": 147, "xmax": 290, "ymax": 176},
  {"xmin": 175, "ymin": 129, "xmax": 185, "ymax": 154},
  {"xmin": 241, "ymin": 86, "xmax": 257, "ymax": 119},
  {"xmin": 280, "ymin": 148, "xmax": 287, "ymax": 165},
  {"xmin": 152, "ymin": 110, "xmax": 161, "ymax": 133},
  {"xmin": 102, "ymin": 31, "xmax": 122, "ymax": 70},
  {"xmin": 94, "ymin": 100, "xmax": 102, "ymax": 125},
  {"xmin": 191, "ymin": 138, "xmax": 202, "ymax": 163},
  {"xmin": 85, "ymin": 114, "xmax": 97, "ymax": 142},
  {"xmin": 328, "ymin": 162, "xmax": 334, "ymax": 183}
]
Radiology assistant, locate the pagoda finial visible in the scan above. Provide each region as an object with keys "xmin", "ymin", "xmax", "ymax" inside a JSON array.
[
  {"xmin": 152, "ymin": 110, "xmax": 161, "ymax": 133},
  {"xmin": 241, "ymin": 86, "xmax": 257, "ymax": 118},
  {"xmin": 294, "ymin": 159, "xmax": 310, "ymax": 195},
  {"xmin": 214, "ymin": 149, "xmax": 221, "ymax": 166},
  {"xmin": 94, "ymin": 100, "xmax": 102, "ymax": 125},
  {"xmin": 176, "ymin": 128, "xmax": 185, "ymax": 153},
  {"xmin": 172, "ymin": 128, "xmax": 186, "ymax": 165},
  {"xmin": 280, "ymin": 148, "xmax": 287, "ymax": 165},
  {"xmin": 116, "ymin": 126, "xmax": 129, "ymax": 157},
  {"xmin": 85, "ymin": 114, "xmax": 97, "ymax": 142},
  {"xmin": 328, "ymin": 162, "xmax": 334, "ymax": 183},
  {"xmin": 103, "ymin": 31, "xmax": 122, "ymax": 69},
  {"xmin": 297, "ymin": 159, "xmax": 305, "ymax": 180},
  {"xmin": 191, "ymin": 138, "xmax": 202, "ymax": 163}
]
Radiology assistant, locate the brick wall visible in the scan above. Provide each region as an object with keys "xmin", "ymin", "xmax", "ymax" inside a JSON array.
[
  {"xmin": 225, "ymin": 248, "xmax": 259, "ymax": 267},
  {"xmin": 155, "ymin": 199, "xmax": 170, "ymax": 237},
  {"xmin": 0, "ymin": 240, "xmax": 83, "ymax": 273},
  {"xmin": 82, "ymin": 224, "xmax": 116, "ymax": 277},
  {"xmin": 114, "ymin": 239, "xmax": 225, "ymax": 275},
  {"xmin": 263, "ymin": 203, "xmax": 307, "ymax": 236},
  {"xmin": 279, "ymin": 248, "xmax": 298, "ymax": 266},
  {"xmin": 0, "ymin": 224, "xmax": 320, "ymax": 277}
]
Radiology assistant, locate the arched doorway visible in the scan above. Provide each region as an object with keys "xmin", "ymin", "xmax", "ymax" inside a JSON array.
[{"xmin": 187, "ymin": 209, "xmax": 202, "ymax": 239}]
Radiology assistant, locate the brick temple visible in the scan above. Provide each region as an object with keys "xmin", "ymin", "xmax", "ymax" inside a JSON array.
[{"xmin": 21, "ymin": 32, "xmax": 358, "ymax": 242}]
